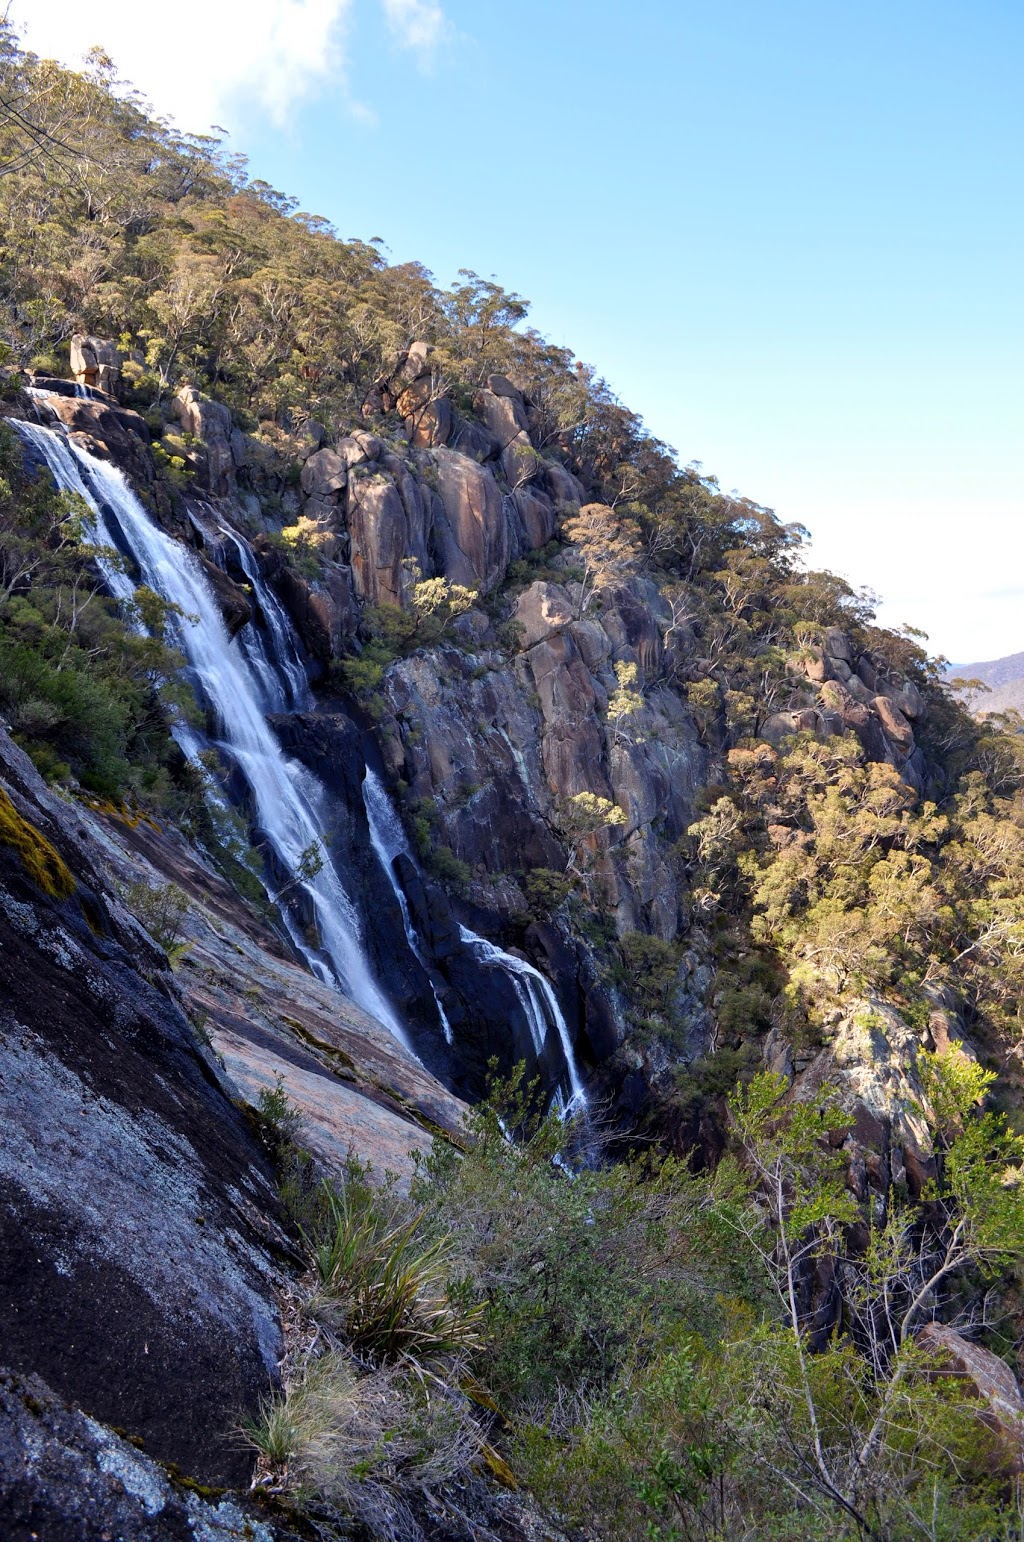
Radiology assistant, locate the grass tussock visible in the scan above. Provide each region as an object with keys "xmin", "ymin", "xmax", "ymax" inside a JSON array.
[{"xmin": 303, "ymin": 1180, "xmax": 483, "ymax": 1369}]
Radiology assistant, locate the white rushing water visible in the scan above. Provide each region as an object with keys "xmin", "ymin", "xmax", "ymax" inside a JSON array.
[
  {"xmin": 458, "ymin": 925, "xmax": 587, "ymax": 1112},
  {"xmin": 220, "ymin": 529, "xmax": 309, "ymax": 713},
  {"xmin": 15, "ymin": 412, "xmax": 587, "ymax": 1100},
  {"xmin": 15, "ymin": 418, "xmax": 409, "ymax": 1048},
  {"xmin": 361, "ymin": 766, "xmax": 455, "ymax": 1044}
]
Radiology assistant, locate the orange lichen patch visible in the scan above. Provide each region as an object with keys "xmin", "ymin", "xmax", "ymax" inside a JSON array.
[
  {"xmin": 76, "ymin": 793, "xmax": 161, "ymax": 832},
  {"xmin": 0, "ymin": 784, "xmax": 76, "ymax": 899}
]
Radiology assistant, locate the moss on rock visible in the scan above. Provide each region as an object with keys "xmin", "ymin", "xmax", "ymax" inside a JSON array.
[{"xmin": 0, "ymin": 784, "xmax": 75, "ymax": 899}]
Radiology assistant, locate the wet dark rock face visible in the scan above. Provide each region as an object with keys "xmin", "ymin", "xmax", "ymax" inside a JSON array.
[
  {"xmin": 270, "ymin": 708, "xmax": 576, "ymax": 1100},
  {"xmin": 0, "ymin": 730, "xmax": 285, "ymax": 1487}
]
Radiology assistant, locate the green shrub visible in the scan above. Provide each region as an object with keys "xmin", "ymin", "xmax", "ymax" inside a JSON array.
[
  {"xmin": 522, "ymin": 865, "xmax": 573, "ymax": 918},
  {"xmin": 123, "ymin": 880, "xmax": 190, "ymax": 960},
  {"xmin": 425, "ymin": 845, "xmax": 471, "ymax": 892}
]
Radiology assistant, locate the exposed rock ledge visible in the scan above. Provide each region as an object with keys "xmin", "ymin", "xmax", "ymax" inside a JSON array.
[{"xmin": 0, "ymin": 720, "xmax": 463, "ymax": 1495}]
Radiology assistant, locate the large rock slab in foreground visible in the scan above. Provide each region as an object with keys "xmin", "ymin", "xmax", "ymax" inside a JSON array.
[
  {"xmin": 0, "ymin": 1368, "xmax": 287, "ymax": 1542},
  {"xmin": 0, "ymin": 729, "xmax": 284, "ymax": 1486}
]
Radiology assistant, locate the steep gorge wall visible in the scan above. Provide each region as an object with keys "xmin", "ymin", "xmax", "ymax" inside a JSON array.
[{"xmin": 18, "ymin": 346, "xmax": 936, "ymax": 1126}]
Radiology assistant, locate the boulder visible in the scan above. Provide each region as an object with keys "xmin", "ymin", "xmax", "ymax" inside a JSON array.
[
  {"xmin": 501, "ymin": 434, "xmax": 541, "ymax": 490},
  {"xmin": 819, "ymin": 680, "xmax": 871, "ymax": 729},
  {"xmin": 798, "ymin": 645, "xmax": 832, "ymax": 683},
  {"xmin": 486, "ymin": 372, "xmax": 523, "ymax": 399},
  {"xmin": 430, "ymin": 447, "xmax": 510, "ymax": 592},
  {"xmin": 600, "ymin": 579, "xmax": 667, "ymax": 679},
  {"xmin": 917, "ymin": 1324, "xmax": 1024, "ymax": 1472},
  {"xmin": 336, "ymin": 430, "xmax": 382, "ymax": 470},
  {"xmin": 760, "ymin": 710, "xmax": 802, "ymax": 745},
  {"xmin": 403, "ymin": 395, "xmax": 452, "ymax": 448},
  {"xmin": 171, "ymin": 386, "xmax": 234, "ymax": 496},
  {"xmin": 197, "ymin": 554, "xmax": 253, "ymax": 636},
  {"xmin": 824, "ymin": 627, "xmax": 854, "ymax": 663},
  {"xmin": 873, "ymin": 694, "xmax": 915, "ymax": 751},
  {"xmin": 888, "ymin": 679, "xmax": 925, "ymax": 720},
  {"xmin": 448, "ymin": 414, "xmax": 502, "ymax": 463},
  {"xmin": 299, "ymin": 446, "xmax": 347, "ymax": 498},
  {"xmin": 348, "ymin": 474, "xmax": 415, "ymax": 606},
  {"xmin": 70, "ymin": 334, "xmax": 120, "ymax": 394},
  {"xmin": 857, "ymin": 656, "xmax": 878, "ymax": 691},
  {"xmin": 474, "ymin": 386, "xmax": 530, "ymax": 448},
  {"xmin": 542, "ymin": 460, "xmax": 585, "ymax": 509},
  {"xmin": 0, "ymin": 1368, "xmax": 276, "ymax": 1542},
  {"xmin": 515, "ymin": 580, "xmax": 575, "ymax": 648},
  {"xmin": 511, "ymin": 486, "xmax": 556, "ymax": 549},
  {"xmin": 255, "ymin": 539, "xmax": 359, "ymax": 661},
  {"xmin": 391, "ymin": 339, "xmax": 431, "ymax": 392},
  {"xmin": 760, "ymin": 708, "xmax": 819, "ymax": 745},
  {"xmin": 569, "ymin": 617, "xmax": 613, "ymax": 672},
  {"xmin": 844, "ymin": 672, "xmax": 873, "ymax": 705}
]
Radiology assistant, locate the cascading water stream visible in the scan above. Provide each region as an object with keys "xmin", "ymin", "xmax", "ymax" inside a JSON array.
[
  {"xmin": 458, "ymin": 925, "xmax": 587, "ymax": 1113},
  {"xmin": 14, "ymin": 417, "xmax": 409, "ymax": 1049},
  {"xmin": 14, "ymin": 409, "xmax": 589, "ymax": 1104},
  {"xmin": 220, "ymin": 529, "xmax": 309, "ymax": 713},
  {"xmin": 361, "ymin": 766, "xmax": 455, "ymax": 1045}
]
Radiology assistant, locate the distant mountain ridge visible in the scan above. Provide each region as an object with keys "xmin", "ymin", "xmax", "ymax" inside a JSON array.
[{"xmin": 949, "ymin": 650, "xmax": 1024, "ymax": 714}]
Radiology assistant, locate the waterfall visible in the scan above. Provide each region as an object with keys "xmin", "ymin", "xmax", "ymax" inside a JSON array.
[
  {"xmin": 219, "ymin": 529, "xmax": 309, "ymax": 713},
  {"xmin": 361, "ymin": 768, "xmax": 589, "ymax": 1110},
  {"xmin": 14, "ymin": 418, "xmax": 409, "ymax": 1050},
  {"xmin": 361, "ymin": 767, "xmax": 455, "ymax": 1045},
  {"xmin": 458, "ymin": 925, "xmax": 587, "ymax": 1113}
]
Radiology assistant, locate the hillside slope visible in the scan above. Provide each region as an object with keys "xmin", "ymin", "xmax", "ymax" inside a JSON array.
[
  {"xmin": 5, "ymin": 26, "xmax": 1024, "ymax": 1540},
  {"xmin": 951, "ymin": 648, "xmax": 1024, "ymax": 714}
]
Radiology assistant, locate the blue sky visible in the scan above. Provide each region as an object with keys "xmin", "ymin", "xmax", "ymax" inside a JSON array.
[{"xmin": 17, "ymin": 0, "xmax": 1024, "ymax": 662}]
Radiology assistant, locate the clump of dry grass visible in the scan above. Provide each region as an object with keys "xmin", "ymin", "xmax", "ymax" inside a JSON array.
[{"xmin": 243, "ymin": 1351, "xmax": 480, "ymax": 1540}]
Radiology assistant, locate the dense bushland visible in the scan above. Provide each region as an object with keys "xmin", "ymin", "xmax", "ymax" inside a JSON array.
[{"xmin": 252, "ymin": 1067, "xmax": 1024, "ymax": 1540}]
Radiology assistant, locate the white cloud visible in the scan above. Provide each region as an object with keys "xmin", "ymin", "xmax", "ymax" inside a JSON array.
[
  {"xmin": 380, "ymin": 0, "xmax": 447, "ymax": 54},
  {"xmin": 9, "ymin": 0, "xmax": 443, "ymax": 133}
]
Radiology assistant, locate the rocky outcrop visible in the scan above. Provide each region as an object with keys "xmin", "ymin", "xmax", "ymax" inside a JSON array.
[
  {"xmin": 17, "ymin": 389, "xmax": 155, "ymax": 493},
  {"xmin": 784, "ymin": 629, "xmax": 928, "ymax": 787},
  {"xmin": 255, "ymin": 537, "xmax": 360, "ymax": 663},
  {"xmin": 198, "ymin": 553, "xmax": 253, "ymax": 635},
  {"xmin": 70, "ymin": 334, "xmax": 121, "ymax": 394},
  {"xmin": 787, "ymin": 997, "xmax": 936, "ymax": 1201},
  {"xmin": 374, "ymin": 571, "xmax": 708, "ymax": 1073},
  {"xmin": 917, "ymin": 1324, "xmax": 1024, "ymax": 1472},
  {"xmin": 172, "ymin": 386, "xmax": 236, "ymax": 496},
  {"xmin": 0, "ymin": 1368, "xmax": 283, "ymax": 1541},
  {"xmin": 84, "ymin": 788, "xmax": 466, "ymax": 1180}
]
